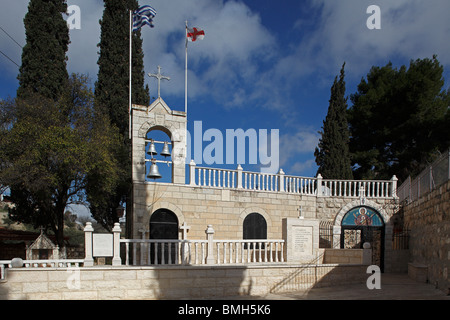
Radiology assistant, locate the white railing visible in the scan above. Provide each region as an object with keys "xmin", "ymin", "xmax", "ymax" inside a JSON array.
[
  {"xmin": 214, "ymin": 240, "xmax": 284, "ymax": 264},
  {"xmin": 242, "ymin": 171, "xmax": 279, "ymax": 192},
  {"xmin": 120, "ymin": 239, "xmax": 207, "ymax": 266},
  {"xmin": 120, "ymin": 239, "xmax": 285, "ymax": 266},
  {"xmin": 0, "ymin": 259, "xmax": 84, "ymax": 280},
  {"xmin": 194, "ymin": 167, "xmax": 237, "ymax": 188},
  {"xmin": 398, "ymin": 149, "xmax": 450, "ymax": 203},
  {"xmin": 284, "ymin": 175, "xmax": 316, "ymax": 195},
  {"xmin": 189, "ymin": 161, "xmax": 398, "ymax": 199},
  {"xmin": 320, "ymin": 179, "xmax": 393, "ymax": 198}
]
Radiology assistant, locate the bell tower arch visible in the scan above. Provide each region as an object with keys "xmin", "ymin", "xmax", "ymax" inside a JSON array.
[{"xmin": 131, "ymin": 97, "xmax": 187, "ymax": 184}]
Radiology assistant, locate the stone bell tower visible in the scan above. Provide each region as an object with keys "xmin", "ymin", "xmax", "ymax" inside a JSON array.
[{"xmin": 131, "ymin": 97, "xmax": 187, "ymax": 184}]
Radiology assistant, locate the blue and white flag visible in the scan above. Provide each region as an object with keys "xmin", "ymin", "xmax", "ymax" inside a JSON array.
[{"xmin": 132, "ymin": 5, "xmax": 156, "ymax": 31}]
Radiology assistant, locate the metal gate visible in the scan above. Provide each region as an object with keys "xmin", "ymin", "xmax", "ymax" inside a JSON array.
[{"xmin": 340, "ymin": 206, "xmax": 385, "ymax": 272}]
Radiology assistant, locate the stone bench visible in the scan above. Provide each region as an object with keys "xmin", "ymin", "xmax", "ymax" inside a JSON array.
[{"xmin": 408, "ymin": 262, "xmax": 428, "ymax": 283}]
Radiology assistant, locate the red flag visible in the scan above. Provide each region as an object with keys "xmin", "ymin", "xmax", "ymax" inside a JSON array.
[{"xmin": 187, "ymin": 27, "xmax": 205, "ymax": 42}]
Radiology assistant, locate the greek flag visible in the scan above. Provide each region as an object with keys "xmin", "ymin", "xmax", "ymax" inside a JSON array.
[{"xmin": 132, "ymin": 5, "xmax": 156, "ymax": 31}]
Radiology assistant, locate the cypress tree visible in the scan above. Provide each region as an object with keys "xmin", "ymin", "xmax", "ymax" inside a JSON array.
[
  {"xmin": 314, "ymin": 63, "xmax": 353, "ymax": 179},
  {"xmin": 95, "ymin": 0, "xmax": 149, "ymax": 135},
  {"xmin": 89, "ymin": 0, "xmax": 150, "ymax": 231},
  {"xmin": 17, "ymin": 0, "xmax": 69, "ymax": 101}
]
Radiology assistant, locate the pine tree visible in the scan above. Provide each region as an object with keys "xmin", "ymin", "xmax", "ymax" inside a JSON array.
[
  {"xmin": 17, "ymin": 0, "xmax": 70, "ymax": 101},
  {"xmin": 348, "ymin": 56, "xmax": 449, "ymax": 181},
  {"xmin": 89, "ymin": 0, "xmax": 150, "ymax": 231},
  {"xmin": 314, "ymin": 63, "xmax": 353, "ymax": 179}
]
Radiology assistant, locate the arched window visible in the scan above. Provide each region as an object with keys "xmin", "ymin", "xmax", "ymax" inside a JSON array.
[
  {"xmin": 243, "ymin": 212, "xmax": 267, "ymax": 241},
  {"xmin": 149, "ymin": 209, "xmax": 178, "ymax": 240}
]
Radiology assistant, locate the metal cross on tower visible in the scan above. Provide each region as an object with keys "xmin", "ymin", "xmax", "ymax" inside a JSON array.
[{"xmin": 148, "ymin": 65, "xmax": 170, "ymax": 98}]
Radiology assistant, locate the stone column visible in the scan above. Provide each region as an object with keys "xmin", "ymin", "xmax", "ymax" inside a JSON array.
[
  {"xmin": 84, "ymin": 222, "xmax": 94, "ymax": 267},
  {"xmin": 278, "ymin": 168, "xmax": 285, "ymax": 192},
  {"xmin": 316, "ymin": 174, "xmax": 323, "ymax": 196},
  {"xmin": 189, "ymin": 160, "xmax": 197, "ymax": 186},
  {"xmin": 362, "ymin": 242, "xmax": 372, "ymax": 265},
  {"xmin": 205, "ymin": 225, "xmax": 215, "ymax": 264},
  {"xmin": 236, "ymin": 165, "xmax": 243, "ymax": 189},
  {"xmin": 112, "ymin": 223, "xmax": 122, "ymax": 266},
  {"xmin": 391, "ymin": 175, "xmax": 398, "ymax": 198}
]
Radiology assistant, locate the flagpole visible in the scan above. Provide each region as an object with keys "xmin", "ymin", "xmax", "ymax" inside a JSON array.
[
  {"xmin": 129, "ymin": 10, "xmax": 133, "ymax": 139},
  {"xmin": 185, "ymin": 20, "xmax": 188, "ymax": 116},
  {"xmin": 185, "ymin": 20, "xmax": 188, "ymax": 168}
]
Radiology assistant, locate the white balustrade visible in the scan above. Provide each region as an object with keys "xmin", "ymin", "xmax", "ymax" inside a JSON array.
[
  {"xmin": 214, "ymin": 240, "xmax": 284, "ymax": 264},
  {"xmin": 189, "ymin": 163, "xmax": 396, "ymax": 198},
  {"xmin": 195, "ymin": 167, "xmax": 237, "ymax": 188},
  {"xmin": 120, "ymin": 239, "xmax": 284, "ymax": 266},
  {"xmin": 320, "ymin": 179, "xmax": 393, "ymax": 198}
]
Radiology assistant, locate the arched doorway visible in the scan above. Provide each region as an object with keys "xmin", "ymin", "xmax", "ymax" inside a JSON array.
[
  {"xmin": 340, "ymin": 206, "xmax": 385, "ymax": 272},
  {"xmin": 149, "ymin": 209, "xmax": 178, "ymax": 263}
]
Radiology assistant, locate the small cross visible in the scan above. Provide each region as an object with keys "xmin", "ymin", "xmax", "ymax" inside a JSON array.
[
  {"xmin": 298, "ymin": 206, "xmax": 304, "ymax": 219},
  {"xmin": 148, "ymin": 66, "xmax": 170, "ymax": 98},
  {"xmin": 180, "ymin": 222, "xmax": 191, "ymax": 240}
]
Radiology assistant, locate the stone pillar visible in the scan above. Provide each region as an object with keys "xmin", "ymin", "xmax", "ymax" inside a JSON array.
[
  {"xmin": 362, "ymin": 242, "xmax": 372, "ymax": 265},
  {"xmin": 112, "ymin": 223, "xmax": 122, "ymax": 266},
  {"xmin": 332, "ymin": 225, "xmax": 341, "ymax": 249},
  {"xmin": 205, "ymin": 225, "xmax": 215, "ymax": 264},
  {"xmin": 316, "ymin": 174, "xmax": 323, "ymax": 196},
  {"xmin": 236, "ymin": 165, "xmax": 243, "ymax": 189},
  {"xmin": 84, "ymin": 222, "xmax": 94, "ymax": 267},
  {"xmin": 278, "ymin": 168, "xmax": 285, "ymax": 192},
  {"xmin": 189, "ymin": 160, "xmax": 196, "ymax": 186},
  {"xmin": 391, "ymin": 175, "xmax": 398, "ymax": 198}
]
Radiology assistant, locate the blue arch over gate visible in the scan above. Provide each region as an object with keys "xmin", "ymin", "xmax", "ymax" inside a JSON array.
[{"xmin": 342, "ymin": 206, "xmax": 384, "ymax": 227}]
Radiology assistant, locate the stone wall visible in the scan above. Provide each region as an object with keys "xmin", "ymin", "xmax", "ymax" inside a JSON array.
[
  {"xmin": 403, "ymin": 180, "xmax": 450, "ymax": 292},
  {"xmin": 132, "ymin": 182, "xmax": 397, "ymax": 241},
  {"xmin": 0, "ymin": 264, "xmax": 368, "ymax": 300},
  {"xmin": 323, "ymin": 249, "xmax": 363, "ymax": 264}
]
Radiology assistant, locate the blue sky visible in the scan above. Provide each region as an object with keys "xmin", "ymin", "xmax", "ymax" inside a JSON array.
[{"xmin": 1, "ymin": 0, "xmax": 449, "ymax": 182}]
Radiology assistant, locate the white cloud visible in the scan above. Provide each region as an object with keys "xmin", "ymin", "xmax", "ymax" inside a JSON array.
[
  {"xmin": 66, "ymin": 0, "xmax": 104, "ymax": 79},
  {"xmin": 278, "ymin": 128, "xmax": 320, "ymax": 175},
  {"xmin": 2, "ymin": 1, "xmax": 448, "ymax": 108},
  {"xmin": 142, "ymin": 0, "xmax": 277, "ymax": 106},
  {"xmin": 284, "ymin": 0, "xmax": 450, "ymax": 83}
]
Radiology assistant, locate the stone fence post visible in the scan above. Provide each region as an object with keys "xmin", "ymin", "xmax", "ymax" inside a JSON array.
[
  {"xmin": 205, "ymin": 225, "xmax": 215, "ymax": 264},
  {"xmin": 189, "ymin": 160, "xmax": 196, "ymax": 186},
  {"xmin": 84, "ymin": 222, "xmax": 94, "ymax": 267},
  {"xmin": 236, "ymin": 165, "xmax": 243, "ymax": 189},
  {"xmin": 278, "ymin": 168, "xmax": 285, "ymax": 192},
  {"xmin": 112, "ymin": 223, "xmax": 122, "ymax": 266},
  {"xmin": 362, "ymin": 242, "xmax": 372, "ymax": 265},
  {"xmin": 391, "ymin": 175, "xmax": 398, "ymax": 198},
  {"xmin": 316, "ymin": 174, "xmax": 323, "ymax": 197}
]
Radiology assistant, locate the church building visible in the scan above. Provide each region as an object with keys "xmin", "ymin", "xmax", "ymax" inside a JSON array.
[{"xmin": 128, "ymin": 94, "xmax": 400, "ymax": 272}]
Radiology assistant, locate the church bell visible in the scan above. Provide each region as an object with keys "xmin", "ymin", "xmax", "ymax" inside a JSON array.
[
  {"xmin": 147, "ymin": 159, "xmax": 162, "ymax": 179},
  {"xmin": 160, "ymin": 141, "xmax": 171, "ymax": 157},
  {"xmin": 147, "ymin": 140, "xmax": 157, "ymax": 156}
]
